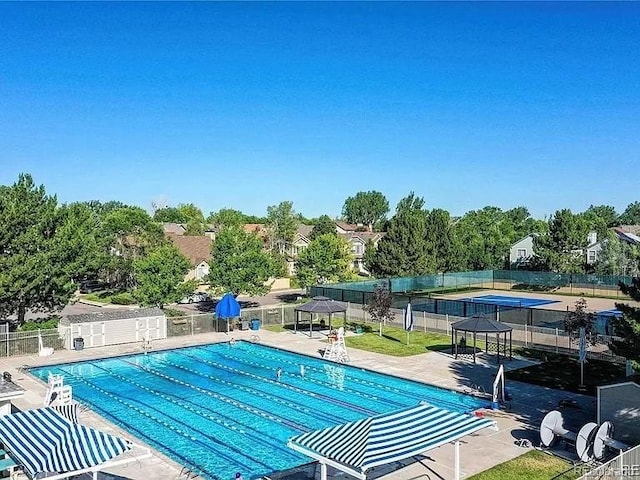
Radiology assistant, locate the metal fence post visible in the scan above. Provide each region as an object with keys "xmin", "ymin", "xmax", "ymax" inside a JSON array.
[
  {"xmin": 190, "ymin": 315, "xmax": 194, "ymax": 336},
  {"xmin": 424, "ymin": 311, "xmax": 427, "ymax": 332},
  {"xmin": 524, "ymin": 324, "xmax": 528, "ymax": 347},
  {"xmin": 281, "ymin": 304, "xmax": 284, "ymax": 326},
  {"xmin": 555, "ymin": 328, "xmax": 559, "ymax": 353}
]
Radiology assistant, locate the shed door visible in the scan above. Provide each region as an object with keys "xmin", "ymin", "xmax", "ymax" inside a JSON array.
[
  {"xmin": 87, "ymin": 322, "xmax": 105, "ymax": 347},
  {"xmin": 136, "ymin": 317, "xmax": 160, "ymax": 341}
]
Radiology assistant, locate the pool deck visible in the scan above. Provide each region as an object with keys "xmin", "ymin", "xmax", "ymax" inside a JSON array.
[{"xmin": 0, "ymin": 330, "xmax": 596, "ymax": 480}]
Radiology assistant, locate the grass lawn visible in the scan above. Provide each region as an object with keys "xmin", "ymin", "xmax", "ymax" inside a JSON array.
[
  {"xmin": 468, "ymin": 450, "xmax": 579, "ymax": 480},
  {"xmin": 344, "ymin": 326, "xmax": 456, "ymax": 357},
  {"xmin": 508, "ymin": 348, "xmax": 626, "ymax": 396}
]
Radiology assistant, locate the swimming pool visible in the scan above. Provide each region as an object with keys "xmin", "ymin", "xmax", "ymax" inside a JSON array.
[{"xmin": 30, "ymin": 342, "xmax": 488, "ymax": 480}]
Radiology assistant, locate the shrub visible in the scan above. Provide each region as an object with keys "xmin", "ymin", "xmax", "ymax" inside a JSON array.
[
  {"xmin": 20, "ymin": 317, "xmax": 59, "ymax": 331},
  {"xmin": 110, "ymin": 292, "xmax": 136, "ymax": 305}
]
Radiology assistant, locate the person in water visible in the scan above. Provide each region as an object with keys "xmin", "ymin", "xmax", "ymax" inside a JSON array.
[
  {"xmin": 235, "ymin": 473, "xmax": 244, "ymax": 480},
  {"xmin": 276, "ymin": 367, "xmax": 282, "ymax": 380}
]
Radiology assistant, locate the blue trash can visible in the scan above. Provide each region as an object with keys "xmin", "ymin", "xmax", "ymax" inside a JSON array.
[{"xmin": 250, "ymin": 319, "xmax": 260, "ymax": 331}]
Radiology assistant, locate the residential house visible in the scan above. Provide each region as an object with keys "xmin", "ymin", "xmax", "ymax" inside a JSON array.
[
  {"xmin": 510, "ymin": 228, "xmax": 640, "ymax": 268},
  {"xmin": 586, "ymin": 227, "xmax": 640, "ymax": 265},
  {"xmin": 286, "ymin": 223, "xmax": 384, "ymax": 275},
  {"xmin": 166, "ymin": 234, "xmax": 212, "ymax": 283},
  {"xmin": 509, "ymin": 234, "xmax": 537, "ymax": 267},
  {"xmin": 162, "ymin": 223, "xmax": 186, "ymax": 236}
]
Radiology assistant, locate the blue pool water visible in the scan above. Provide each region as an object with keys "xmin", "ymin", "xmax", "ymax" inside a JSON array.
[
  {"xmin": 461, "ymin": 294, "xmax": 558, "ymax": 308},
  {"xmin": 31, "ymin": 342, "xmax": 488, "ymax": 480}
]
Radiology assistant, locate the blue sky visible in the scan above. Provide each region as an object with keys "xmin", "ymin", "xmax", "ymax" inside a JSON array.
[{"xmin": 1, "ymin": 2, "xmax": 638, "ymax": 220}]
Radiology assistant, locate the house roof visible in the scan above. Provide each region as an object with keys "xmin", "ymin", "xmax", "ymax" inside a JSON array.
[
  {"xmin": 243, "ymin": 224, "xmax": 268, "ymax": 237},
  {"xmin": 64, "ymin": 307, "xmax": 165, "ymax": 324},
  {"xmin": 296, "ymin": 224, "xmax": 314, "ymax": 239},
  {"xmin": 335, "ymin": 221, "xmax": 361, "ymax": 232},
  {"xmin": 162, "ymin": 223, "xmax": 186, "ymax": 235},
  {"xmin": 167, "ymin": 234, "xmax": 212, "ymax": 266},
  {"xmin": 614, "ymin": 227, "xmax": 640, "ymax": 245},
  {"xmin": 341, "ymin": 231, "xmax": 385, "ymax": 243},
  {"xmin": 618, "ymin": 225, "xmax": 640, "ymax": 236}
]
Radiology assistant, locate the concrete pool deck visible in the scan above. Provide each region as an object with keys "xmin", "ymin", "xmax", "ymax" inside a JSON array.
[{"xmin": 0, "ymin": 329, "xmax": 596, "ymax": 480}]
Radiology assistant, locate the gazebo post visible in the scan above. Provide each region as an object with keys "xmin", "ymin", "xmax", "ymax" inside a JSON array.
[
  {"xmin": 329, "ymin": 313, "xmax": 332, "ymax": 332},
  {"xmin": 485, "ymin": 333, "xmax": 488, "ymax": 353},
  {"xmin": 310, "ymin": 313, "xmax": 313, "ymax": 338},
  {"xmin": 509, "ymin": 331, "xmax": 512, "ymax": 360},
  {"xmin": 472, "ymin": 331, "xmax": 476, "ymax": 364},
  {"xmin": 294, "ymin": 311, "xmax": 298, "ymax": 334}
]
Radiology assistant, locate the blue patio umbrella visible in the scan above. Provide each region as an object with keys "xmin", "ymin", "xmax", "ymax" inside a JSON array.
[{"xmin": 215, "ymin": 292, "xmax": 241, "ymax": 334}]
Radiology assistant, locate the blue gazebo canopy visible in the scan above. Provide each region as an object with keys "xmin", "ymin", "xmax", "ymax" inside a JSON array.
[{"xmin": 215, "ymin": 292, "xmax": 241, "ymax": 319}]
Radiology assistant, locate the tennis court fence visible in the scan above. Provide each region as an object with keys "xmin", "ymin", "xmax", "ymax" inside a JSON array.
[{"xmin": 165, "ymin": 303, "xmax": 625, "ymax": 363}]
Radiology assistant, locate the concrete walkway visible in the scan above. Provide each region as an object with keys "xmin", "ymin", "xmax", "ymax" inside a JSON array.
[{"xmin": 0, "ymin": 329, "xmax": 596, "ymax": 480}]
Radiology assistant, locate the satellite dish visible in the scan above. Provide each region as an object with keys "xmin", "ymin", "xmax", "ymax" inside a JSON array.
[
  {"xmin": 593, "ymin": 421, "xmax": 613, "ymax": 460},
  {"xmin": 540, "ymin": 410, "xmax": 563, "ymax": 447},
  {"xmin": 540, "ymin": 410, "xmax": 577, "ymax": 448},
  {"xmin": 576, "ymin": 422, "xmax": 598, "ymax": 462},
  {"xmin": 593, "ymin": 421, "xmax": 629, "ymax": 461}
]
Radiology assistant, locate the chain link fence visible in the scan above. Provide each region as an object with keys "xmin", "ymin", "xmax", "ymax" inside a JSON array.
[{"xmin": 0, "ymin": 328, "xmax": 69, "ymax": 358}]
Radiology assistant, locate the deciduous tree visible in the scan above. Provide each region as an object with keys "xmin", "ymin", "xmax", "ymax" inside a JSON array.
[
  {"xmin": 133, "ymin": 244, "xmax": 196, "ymax": 308},
  {"xmin": 153, "ymin": 207, "xmax": 187, "ymax": 224},
  {"xmin": 342, "ymin": 191, "xmax": 389, "ymax": 231},
  {"xmin": 310, "ymin": 215, "xmax": 337, "ymax": 240},
  {"xmin": 618, "ymin": 201, "xmax": 640, "ymax": 225},
  {"xmin": 295, "ymin": 234, "xmax": 354, "ymax": 289},
  {"xmin": 564, "ymin": 297, "xmax": 596, "ymax": 342},
  {"xmin": 266, "ymin": 201, "xmax": 299, "ymax": 256},
  {"xmin": 364, "ymin": 286, "xmax": 394, "ymax": 325},
  {"xmin": 207, "ymin": 208, "xmax": 246, "ymax": 230},
  {"xmin": 99, "ymin": 206, "xmax": 164, "ymax": 288},
  {"xmin": 207, "ymin": 227, "xmax": 277, "ymax": 296}
]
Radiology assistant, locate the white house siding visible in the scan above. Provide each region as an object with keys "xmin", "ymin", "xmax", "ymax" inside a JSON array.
[{"xmin": 509, "ymin": 235, "xmax": 536, "ymax": 265}]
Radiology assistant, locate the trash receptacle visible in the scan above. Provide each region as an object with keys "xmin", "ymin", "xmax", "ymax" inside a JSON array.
[
  {"xmin": 74, "ymin": 337, "xmax": 84, "ymax": 351},
  {"xmin": 250, "ymin": 319, "xmax": 260, "ymax": 331}
]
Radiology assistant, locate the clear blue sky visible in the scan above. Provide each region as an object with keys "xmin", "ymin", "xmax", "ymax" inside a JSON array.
[{"xmin": 1, "ymin": 2, "xmax": 638, "ymax": 220}]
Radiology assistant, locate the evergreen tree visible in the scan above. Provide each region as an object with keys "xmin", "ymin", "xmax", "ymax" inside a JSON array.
[
  {"xmin": 368, "ymin": 193, "xmax": 429, "ymax": 277},
  {"xmin": 619, "ymin": 201, "xmax": 640, "ymax": 225},
  {"xmin": 0, "ymin": 174, "xmax": 89, "ymax": 323},
  {"xmin": 533, "ymin": 209, "xmax": 590, "ymax": 272},
  {"xmin": 612, "ymin": 278, "xmax": 640, "ymax": 369}
]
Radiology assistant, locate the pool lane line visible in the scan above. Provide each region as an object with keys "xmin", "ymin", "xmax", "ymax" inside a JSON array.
[
  {"xmin": 126, "ymin": 355, "xmax": 344, "ymax": 428},
  {"xmin": 170, "ymin": 349, "xmax": 378, "ymax": 417},
  {"xmin": 173, "ymin": 348, "xmax": 389, "ymax": 413},
  {"xmin": 87, "ymin": 361, "xmax": 301, "ymax": 463},
  {"xmin": 54, "ymin": 366, "xmax": 238, "ymax": 480},
  {"xmin": 186, "ymin": 347, "xmax": 409, "ymax": 411},
  {"xmin": 122, "ymin": 358, "xmax": 310, "ymax": 433},
  {"xmin": 226, "ymin": 343, "xmax": 483, "ymax": 411}
]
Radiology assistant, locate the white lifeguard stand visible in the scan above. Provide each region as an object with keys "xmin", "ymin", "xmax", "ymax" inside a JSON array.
[
  {"xmin": 323, "ymin": 327, "xmax": 350, "ymax": 363},
  {"xmin": 44, "ymin": 374, "xmax": 73, "ymax": 407}
]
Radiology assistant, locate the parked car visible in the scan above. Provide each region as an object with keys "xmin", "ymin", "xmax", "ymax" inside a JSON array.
[
  {"xmin": 79, "ymin": 280, "xmax": 105, "ymax": 294},
  {"xmin": 179, "ymin": 292, "xmax": 210, "ymax": 304}
]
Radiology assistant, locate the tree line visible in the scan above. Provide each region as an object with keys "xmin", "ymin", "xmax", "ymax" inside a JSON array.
[{"xmin": 2, "ymin": 174, "xmax": 639, "ymax": 325}]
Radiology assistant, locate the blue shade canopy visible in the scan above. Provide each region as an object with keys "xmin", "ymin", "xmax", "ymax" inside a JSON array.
[
  {"xmin": 0, "ymin": 407, "xmax": 131, "ymax": 477},
  {"xmin": 289, "ymin": 403, "xmax": 496, "ymax": 479},
  {"xmin": 215, "ymin": 292, "xmax": 241, "ymax": 318}
]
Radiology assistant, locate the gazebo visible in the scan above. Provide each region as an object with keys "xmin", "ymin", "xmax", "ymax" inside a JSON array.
[
  {"xmin": 451, "ymin": 316, "xmax": 513, "ymax": 364},
  {"xmin": 294, "ymin": 296, "xmax": 347, "ymax": 338}
]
